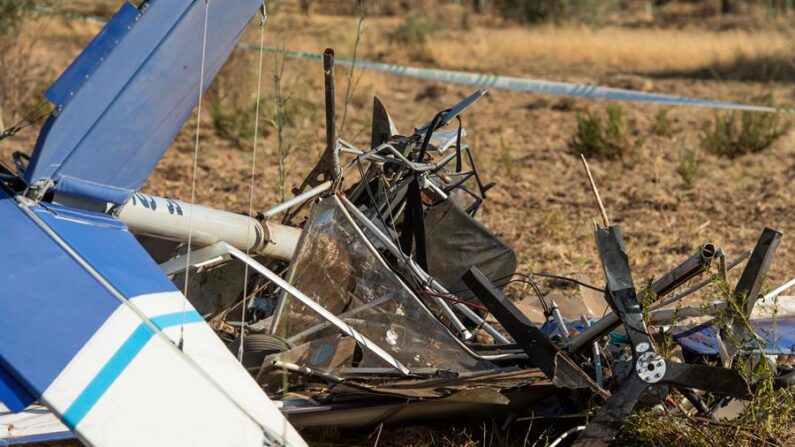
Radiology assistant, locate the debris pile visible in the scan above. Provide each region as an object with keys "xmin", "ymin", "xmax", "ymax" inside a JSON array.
[
  {"xmin": 135, "ymin": 53, "xmax": 795, "ymax": 445},
  {"xmin": 2, "ymin": 3, "xmax": 795, "ymax": 445}
]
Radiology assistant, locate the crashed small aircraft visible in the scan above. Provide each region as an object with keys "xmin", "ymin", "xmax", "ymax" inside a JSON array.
[{"xmin": 2, "ymin": 1, "xmax": 795, "ymax": 446}]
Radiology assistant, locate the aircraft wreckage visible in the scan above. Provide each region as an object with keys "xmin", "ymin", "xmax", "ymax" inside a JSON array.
[{"xmin": 2, "ymin": 1, "xmax": 795, "ymax": 446}]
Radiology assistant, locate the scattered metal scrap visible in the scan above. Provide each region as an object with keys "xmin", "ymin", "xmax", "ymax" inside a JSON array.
[
  {"xmin": 118, "ymin": 54, "xmax": 795, "ymax": 445},
  {"xmin": 4, "ymin": 8, "xmax": 795, "ymax": 445}
]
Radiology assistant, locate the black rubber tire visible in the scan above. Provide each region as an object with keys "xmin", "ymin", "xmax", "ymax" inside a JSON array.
[{"xmin": 227, "ymin": 334, "xmax": 292, "ymax": 369}]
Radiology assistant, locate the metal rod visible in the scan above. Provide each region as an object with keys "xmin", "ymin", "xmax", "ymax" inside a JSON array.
[
  {"xmin": 338, "ymin": 195, "xmax": 511, "ymax": 344},
  {"xmin": 268, "ymin": 360, "xmax": 343, "ymax": 383},
  {"xmin": 287, "ymin": 295, "xmax": 392, "ymax": 344},
  {"xmin": 323, "ymin": 48, "xmax": 336, "ymax": 153},
  {"xmin": 580, "ymin": 154, "xmax": 609, "ymax": 227},
  {"xmin": 567, "ymin": 243, "xmax": 718, "ymax": 353},
  {"xmin": 257, "ymin": 180, "xmax": 332, "ymax": 220},
  {"xmin": 551, "ymin": 300, "xmax": 570, "ymax": 341},
  {"xmin": 163, "ymin": 242, "xmax": 411, "ymax": 375},
  {"xmin": 582, "ymin": 316, "xmax": 603, "ymax": 387},
  {"xmin": 762, "ymin": 277, "xmax": 795, "ymax": 302},
  {"xmin": 650, "ymin": 251, "xmax": 750, "ymax": 312},
  {"xmin": 333, "ymin": 194, "xmax": 473, "ymax": 341}
]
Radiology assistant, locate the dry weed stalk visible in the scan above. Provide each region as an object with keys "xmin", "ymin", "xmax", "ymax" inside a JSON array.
[{"xmin": 338, "ymin": 11, "xmax": 365, "ymax": 140}]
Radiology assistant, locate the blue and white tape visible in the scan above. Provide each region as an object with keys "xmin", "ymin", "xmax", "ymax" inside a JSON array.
[
  {"xmin": 240, "ymin": 43, "xmax": 793, "ymax": 114},
  {"xmin": 61, "ymin": 11, "xmax": 794, "ymax": 114}
]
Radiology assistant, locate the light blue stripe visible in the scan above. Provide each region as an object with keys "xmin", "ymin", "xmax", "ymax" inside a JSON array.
[{"xmin": 61, "ymin": 310, "xmax": 203, "ymax": 428}]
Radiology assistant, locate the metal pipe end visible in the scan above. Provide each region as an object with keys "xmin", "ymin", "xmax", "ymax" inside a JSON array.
[{"xmin": 700, "ymin": 243, "xmax": 717, "ymax": 261}]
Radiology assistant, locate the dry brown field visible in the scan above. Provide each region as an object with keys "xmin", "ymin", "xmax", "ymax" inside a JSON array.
[{"xmin": 4, "ymin": 1, "xmax": 795, "ymax": 445}]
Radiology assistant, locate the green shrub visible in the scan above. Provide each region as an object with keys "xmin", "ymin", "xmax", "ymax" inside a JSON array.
[
  {"xmin": 570, "ymin": 103, "xmax": 639, "ymax": 160},
  {"xmin": 210, "ymin": 98, "xmax": 264, "ymax": 149},
  {"xmin": 0, "ymin": 0, "xmax": 59, "ymax": 128},
  {"xmin": 497, "ymin": 0, "xmax": 618, "ymax": 25},
  {"xmin": 700, "ymin": 100, "xmax": 790, "ymax": 159},
  {"xmin": 653, "ymin": 109, "xmax": 672, "ymax": 137},
  {"xmin": 676, "ymin": 149, "xmax": 701, "ymax": 188},
  {"xmin": 390, "ymin": 14, "xmax": 440, "ymax": 46}
]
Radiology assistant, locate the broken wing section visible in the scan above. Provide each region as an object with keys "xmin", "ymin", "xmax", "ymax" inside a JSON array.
[
  {"xmin": 273, "ymin": 197, "xmax": 491, "ymax": 374},
  {"xmin": 25, "ymin": 0, "xmax": 263, "ymax": 205},
  {"xmin": 0, "ymin": 189, "xmax": 305, "ymax": 447}
]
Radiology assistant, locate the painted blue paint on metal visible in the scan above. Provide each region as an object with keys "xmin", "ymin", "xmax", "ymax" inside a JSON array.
[
  {"xmin": 150, "ymin": 310, "xmax": 203, "ymax": 329},
  {"xmin": 46, "ymin": 2, "xmax": 139, "ymax": 107},
  {"xmin": 62, "ymin": 311, "xmax": 203, "ymax": 428},
  {"xmin": 26, "ymin": 0, "xmax": 264, "ymax": 205},
  {"xmin": 41, "ymin": 202, "xmax": 127, "ymax": 230},
  {"xmin": 0, "ymin": 366, "xmax": 35, "ymax": 412},
  {"xmin": 55, "ymin": 176, "xmax": 133, "ymax": 205},
  {"xmin": 0, "ymin": 189, "xmax": 119, "ymax": 401},
  {"xmin": 62, "ymin": 324, "xmax": 151, "ymax": 428},
  {"xmin": 34, "ymin": 202, "xmax": 177, "ymax": 299},
  {"xmin": 674, "ymin": 318, "xmax": 795, "ymax": 355}
]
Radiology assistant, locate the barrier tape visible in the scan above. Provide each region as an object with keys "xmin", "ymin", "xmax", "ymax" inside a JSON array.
[{"xmin": 61, "ymin": 11, "xmax": 795, "ymax": 114}]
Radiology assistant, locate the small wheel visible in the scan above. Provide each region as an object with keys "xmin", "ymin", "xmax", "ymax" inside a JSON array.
[{"xmin": 227, "ymin": 334, "xmax": 292, "ymax": 369}]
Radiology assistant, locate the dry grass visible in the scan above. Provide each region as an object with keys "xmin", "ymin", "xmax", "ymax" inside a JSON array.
[
  {"xmin": 260, "ymin": 13, "xmax": 795, "ymax": 81},
  {"xmin": 427, "ymin": 25, "xmax": 795, "ymax": 75},
  {"xmin": 4, "ymin": 5, "xmax": 795, "ymax": 446}
]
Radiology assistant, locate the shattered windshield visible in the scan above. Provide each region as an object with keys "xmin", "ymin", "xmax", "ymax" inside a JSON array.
[{"xmin": 272, "ymin": 196, "xmax": 490, "ymax": 374}]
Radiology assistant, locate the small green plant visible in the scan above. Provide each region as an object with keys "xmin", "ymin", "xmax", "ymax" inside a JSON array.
[
  {"xmin": 570, "ymin": 103, "xmax": 639, "ymax": 160},
  {"xmin": 497, "ymin": 125, "xmax": 514, "ymax": 177},
  {"xmin": 0, "ymin": 0, "xmax": 57, "ymax": 129},
  {"xmin": 676, "ymin": 149, "xmax": 701, "ymax": 188},
  {"xmin": 618, "ymin": 275, "xmax": 795, "ymax": 446},
  {"xmin": 338, "ymin": 12, "xmax": 365, "ymax": 140},
  {"xmin": 700, "ymin": 99, "xmax": 790, "ymax": 159},
  {"xmin": 210, "ymin": 98, "xmax": 266, "ymax": 149},
  {"xmin": 653, "ymin": 109, "xmax": 672, "ymax": 136},
  {"xmin": 498, "ymin": 0, "xmax": 618, "ymax": 26},
  {"xmin": 390, "ymin": 13, "xmax": 440, "ymax": 47}
]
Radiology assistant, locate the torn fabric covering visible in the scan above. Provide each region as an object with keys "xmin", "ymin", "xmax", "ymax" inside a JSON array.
[
  {"xmin": 274, "ymin": 197, "xmax": 491, "ymax": 373},
  {"xmin": 424, "ymin": 198, "xmax": 516, "ymax": 299},
  {"xmin": 25, "ymin": 0, "xmax": 263, "ymax": 205}
]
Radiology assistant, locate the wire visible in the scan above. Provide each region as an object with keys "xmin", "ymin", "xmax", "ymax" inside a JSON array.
[
  {"xmin": 0, "ymin": 101, "xmax": 53, "ymax": 143},
  {"xmin": 420, "ymin": 290, "xmax": 488, "ymax": 313},
  {"xmin": 239, "ymin": 7, "xmax": 268, "ymax": 363},
  {"xmin": 179, "ymin": 0, "xmax": 211, "ymax": 350},
  {"xmin": 484, "ymin": 271, "xmax": 605, "ymax": 294},
  {"xmin": 503, "ymin": 278, "xmax": 550, "ymax": 316}
]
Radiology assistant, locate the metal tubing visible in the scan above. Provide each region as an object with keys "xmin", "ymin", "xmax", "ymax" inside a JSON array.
[
  {"xmin": 333, "ymin": 194, "xmax": 472, "ymax": 341},
  {"xmin": 117, "ymin": 193, "xmax": 300, "ymax": 262},
  {"xmin": 163, "ymin": 242, "xmax": 411, "ymax": 375},
  {"xmin": 323, "ymin": 48, "xmax": 336, "ymax": 153},
  {"xmin": 268, "ymin": 360, "xmax": 343, "ymax": 383},
  {"xmin": 338, "ymin": 195, "xmax": 511, "ymax": 343},
  {"xmin": 551, "ymin": 300, "xmax": 570, "ymax": 341},
  {"xmin": 258, "ymin": 181, "xmax": 332, "ymax": 220},
  {"xmin": 650, "ymin": 251, "xmax": 751, "ymax": 312},
  {"xmin": 582, "ymin": 316, "xmax": 603, "ymax": 388},
  {"xmin": 567, "ymin": 243, "xmax": 716, "ymax": 353},
  {"xmin": 286, "ymin": 295, "xmax": 391, "ymax": 344},
  {"xmin": 758, "ymin": 277, "xmax": 795, "ymax": 306}
]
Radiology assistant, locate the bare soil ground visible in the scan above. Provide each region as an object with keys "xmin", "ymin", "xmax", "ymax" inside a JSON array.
[{"xmin": 4, "ymin": 2, "xmax": 795, "ymax": 445}]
